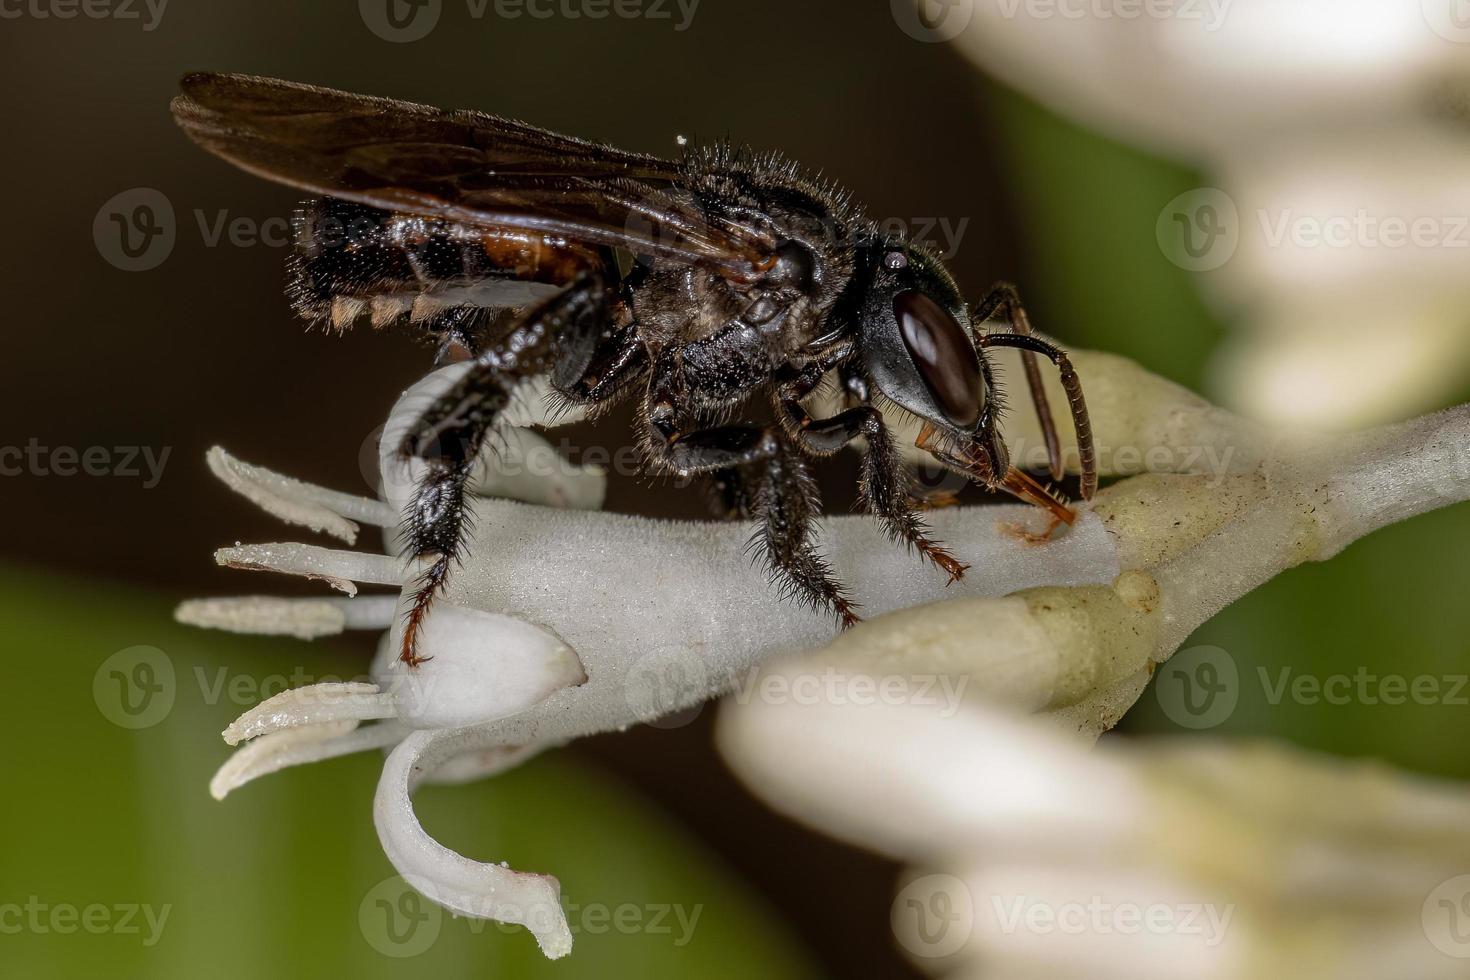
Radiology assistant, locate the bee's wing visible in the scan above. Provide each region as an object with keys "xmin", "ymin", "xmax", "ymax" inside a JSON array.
[{"xmin": 171, "ymin": 73, "xmax": 776, "ymax": 279}]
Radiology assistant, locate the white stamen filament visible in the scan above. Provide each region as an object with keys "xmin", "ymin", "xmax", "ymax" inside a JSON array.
[
  {"xmin": 214, "ymin": 542, "xmax": 406, "ymax": 594},
  {"xmin": 207, "ymin": 445, "xmax": 396, "ymax": 540},
  {"xmin": 174, "ymin": 594, "xmax": 399, "ymax": 639},
  {"xmin": 222, "ymin": 682, "xmax": 398, "ymax": 746},
  {"xmin": 210, "ymin": 719, "xmax": 409, "ymax": 800}
]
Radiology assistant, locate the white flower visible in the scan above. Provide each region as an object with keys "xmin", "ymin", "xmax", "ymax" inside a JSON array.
[
  {"xmin": 941, "ymin": 0, "xmax": 1470, "ymax": 428},
  {"xmin": 180, "ymin": 350, "xmax": 1470, "ymax": 959},
  {"xmin": 719, "ymin": 699, "xmax": 1470, "ymax": 979},
  {"xmin": 177, "ymin": 360, "xmax": 1124, "ymax": 957}
]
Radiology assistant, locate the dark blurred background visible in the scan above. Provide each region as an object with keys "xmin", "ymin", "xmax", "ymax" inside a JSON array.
[{"xmin": 4, "ymin": 2, "xmax": 1469, "ymax": 978}]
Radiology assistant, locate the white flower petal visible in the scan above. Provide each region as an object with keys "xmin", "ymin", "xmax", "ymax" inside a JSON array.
[
  {"xmin": 719, "ymin": 698, "xmax": 1144, "ymax": 864},
  {"xmin": 949, "ymin": 0, "xmax": 1460, "ymax": 159},
  {"xmin": 375, "ymin": 728, "xmax": 573, "ymax": 959},
  {"xmin": 380, "ymin": 603, "xmax": 587, "ymax": 730}
]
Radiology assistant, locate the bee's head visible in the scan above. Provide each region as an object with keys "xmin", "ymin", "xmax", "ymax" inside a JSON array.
[{"xmin": 857, "ymin": 242, "xmax": 989, "ymax": 439}]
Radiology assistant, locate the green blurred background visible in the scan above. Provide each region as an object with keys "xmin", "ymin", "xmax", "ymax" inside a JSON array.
[{"xmin": 2, "ymin": 2, "xmax": 1467, "ymax": 977}]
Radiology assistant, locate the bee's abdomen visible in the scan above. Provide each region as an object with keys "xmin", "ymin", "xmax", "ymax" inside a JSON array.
[{"xmin": 286, "ymin": 197, "xmax": 599, "ymax": 335}]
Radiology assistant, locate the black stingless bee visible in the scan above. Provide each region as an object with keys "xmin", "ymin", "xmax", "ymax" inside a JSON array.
[{"xmin": 172, "ymin": 72, "xmax": 1097, "ymax": 666}]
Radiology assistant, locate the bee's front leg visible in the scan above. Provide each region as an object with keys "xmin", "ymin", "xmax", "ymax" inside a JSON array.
[{"xmin": 777, "ymin": 397, "xmax": 969, "ymax": 586}]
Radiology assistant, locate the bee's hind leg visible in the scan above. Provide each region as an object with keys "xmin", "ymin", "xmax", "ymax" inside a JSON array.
[{"xmin": 396, "ymin": 270, "xmax": 613, "ymax": 666}]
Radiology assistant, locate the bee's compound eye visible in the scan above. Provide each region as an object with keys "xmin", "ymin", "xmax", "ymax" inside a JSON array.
[
  {"xmin": 893, "ymin": 290, "xmax": 983, "ymax": 429},
  {"xmin": 884, "ymin": 251, "xmax": 908, "ymax": 271}
]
